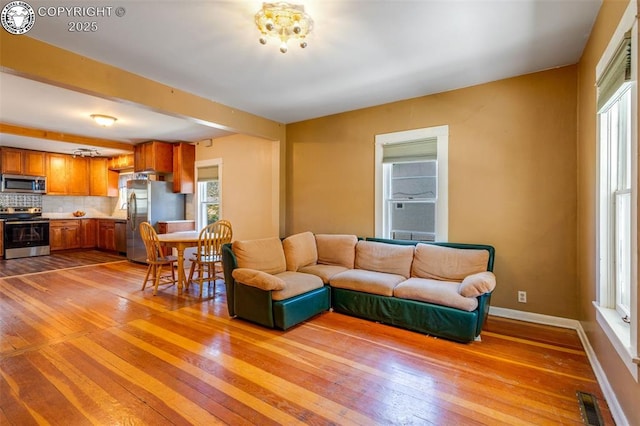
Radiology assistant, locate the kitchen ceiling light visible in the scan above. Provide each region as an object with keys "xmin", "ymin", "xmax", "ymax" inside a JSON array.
[
  {"xmin": 90, "ymin": 114, "xmax": 117, "ymax": 127},
  {"xmin": 255, "ymin": 2, "xmax": 313, "ymax": 53}
]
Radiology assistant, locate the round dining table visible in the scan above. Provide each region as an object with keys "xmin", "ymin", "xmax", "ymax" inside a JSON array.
[{"xmin": 156, "ymin": 230, "xmax": 199, "ymax": 293}]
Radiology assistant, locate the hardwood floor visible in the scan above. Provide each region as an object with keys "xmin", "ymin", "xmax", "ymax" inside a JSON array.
[
  {"xmin": 0, "ymin": 258, "xmax": 614, "ymax": 425},
  {"xmin": 0, "ymin": 250, "xmax": 126, "ymax": 277}
]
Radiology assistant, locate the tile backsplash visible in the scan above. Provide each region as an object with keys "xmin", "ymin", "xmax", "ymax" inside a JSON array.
[
  {"xmin": 0, "ymin": 193, "xmax": 122, "ymax": 218},
  {"xmin": 0, "ymin": 193, "xmax": 42, "ymax": 208}
]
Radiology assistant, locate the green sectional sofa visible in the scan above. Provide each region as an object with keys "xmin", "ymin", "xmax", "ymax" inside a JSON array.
[{"xmin": 221, "ymin": 232, "xmax": 496, "ymax": 343}]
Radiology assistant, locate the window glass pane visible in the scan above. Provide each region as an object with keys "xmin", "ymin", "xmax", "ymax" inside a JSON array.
[
  {"xmin": 616, "ymin": 191, "xmax": 631, "ymax": 315},
  {"xmin": 206, "ymin": 203, "xmax": 219, "ymax": 224},
  {"xmin": 198, "ymin": 180, "xmax": 220, "ymax": 227},
  {"xmin": 618, "ymin": 90, "xmax": 631, "ymax": 189},
  {"xmin": 390, "ymin": 162, "xmax": 437, "ymax": 200},
  {"xmin": 389, "ymin": 201, "xmax": 435, "ymax": 241}
]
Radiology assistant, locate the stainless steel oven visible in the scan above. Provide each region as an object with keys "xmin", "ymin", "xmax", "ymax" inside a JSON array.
[{"xmin": 1, "ymin": 208, "xmax": 50, "ymax": 259}]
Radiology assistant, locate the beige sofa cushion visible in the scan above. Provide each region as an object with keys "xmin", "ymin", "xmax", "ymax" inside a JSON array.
[
  {"xmin": 232, "ymin": 237, "xmax": 286, "ymax": 274},
  {"xmin": 330, "ymin": 269, "xmax": 406, "ymax": 297},
  {"xmin": 411, "ymin": 243, "xmax": 489, "ymax": 282},
  {"xmin": 458, "ymin": 271, "xmax": 497, "ymax": 297},
  {"xmin": 283, "ymin": 231, "xmax": 318, "ymax": 272},
  {"xmin": 232, "ymin": 268, "xmax": 285, "ymax": 291},
  {"xmin": 271, "ymin": 271, "xmax": 324, "ymax": 301},
  {"xmin": 394, "ymin": 278, "xmax": 479, "ymax": 311},
  {"xmin": 355, "ymin": 241, "xmax": 414, "ymax": 278},
  {"xmin": 315, "ymin": 234, "xmax": 358, "ymax": 268},
  {"xmin": 299, "ymin": 264, "xmax": 349, "ymax": 284}
]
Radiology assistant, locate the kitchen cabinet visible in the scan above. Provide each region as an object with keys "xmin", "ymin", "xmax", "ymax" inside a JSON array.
[
  {"xmin": 115, "ymin": 221, "xmax": 126, "ymax": 253},
  {"xmin": 1, "ymin": 147, "xmax": 46, "ymax": 176},
  {"xmin": 134, "ymin": 141, "xmax": 173, "ymax": 173},
  {"xmin": 97, "ymin": 219, "xmax": 116, "ymax": 251},
  {"xmin": 45, "ymin": 153, "xmax": 91, "ymax": 195},
  {"xmin": 0, "ymin": 221, "xmax": 4, "ymax": 259},
  {"xmin": 172, "ymin": 143, "xmax": 195, "ymax": 194},
  {"xmin": 108, "ymin": 154, "xmax": 134, "ymax": 171},
  {"xmin": 46, "ymin": 154, "xmax": 67, "ymax": 194},
  {"xmin": 68, "ymin": 157, "xmax": 89, "ymax": 195},
  {"xmin": 157, "ymin": 220, "xmax": 195, "ymax": 234},
  {"xmin": 90, "ymin": 158, "xmax": 118, "ymax": 197},
  {"xmin": 80, "ymin": 219, "xmax": 97, "ymax": 248},
  {"xmin": 50, "ymin": 220, "xmax": 81, "ymax": 251}
]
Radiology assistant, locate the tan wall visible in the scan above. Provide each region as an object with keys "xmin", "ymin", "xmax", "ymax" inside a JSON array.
[
  {"xmin": 196, "ymin": 134, "xmax": 280, "ymax": 241},
  {"xmin": 577, "ymin": 0, "xmax": 640, "ymax": 424},
  {"xmin": 287, "ymin": 66, "xmax": 578, "ymax": 318}
]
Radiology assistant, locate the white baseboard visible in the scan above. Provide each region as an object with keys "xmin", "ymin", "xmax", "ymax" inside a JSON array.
[{"xmin": 488, "ymin": 306, "xmax": 629, "ymax": 426}]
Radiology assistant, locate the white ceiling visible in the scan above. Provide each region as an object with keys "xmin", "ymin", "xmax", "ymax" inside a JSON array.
[{"xmin": 0, "ymin": 0, "xmax": 602, "ymax": 158}]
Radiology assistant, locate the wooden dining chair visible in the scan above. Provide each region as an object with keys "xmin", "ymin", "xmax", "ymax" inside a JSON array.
[
  {"xmin": 139, "ymin": 221, "xmax": 178, "ymax": 295},
  {"xmin": 187, "ymin": 220, "xmax": 233, "ymax": 298}
]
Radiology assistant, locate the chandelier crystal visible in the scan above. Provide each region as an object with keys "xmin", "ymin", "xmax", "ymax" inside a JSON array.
[{"xmin": 255, "ymin": 2, "xmax": 313, "ymax": 53}]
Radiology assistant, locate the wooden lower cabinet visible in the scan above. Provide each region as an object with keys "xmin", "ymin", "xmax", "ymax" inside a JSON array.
[
  {"xmin": 0, "ymin": 221, "xmax": 3, "ymax": 259},
  {"xmin": 157, "ymin": 220, "xmax": 195, "ymax": 234},
  {"xmin": 50, "ymin": 220, "xmax": 81, "ymax": 251},
  {"xmin": 50, "ymin": 219, "xmax": 117, "ymax": 251},
  {"xmin": 97, "ymin": 220, "xmax": 116, "ymax": 251},
  {"xmin": 80, "ymin": 219, "xmax": 97, "ymax": 248}
]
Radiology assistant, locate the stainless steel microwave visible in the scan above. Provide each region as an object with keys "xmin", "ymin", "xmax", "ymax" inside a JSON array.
[{"xmin": 0, "ymin": 174, "xmax": 47, "ymax": 194}]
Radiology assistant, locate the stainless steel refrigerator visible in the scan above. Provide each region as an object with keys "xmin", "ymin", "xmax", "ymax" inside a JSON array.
[{"xmin": 126, "ymin": 179, "xmax": 185, "ymax": 263}]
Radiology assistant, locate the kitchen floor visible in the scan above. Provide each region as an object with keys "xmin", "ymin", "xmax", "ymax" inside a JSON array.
[{"xmin": 0, "ymin": 250, "xmax": 126, "ymax": 277}]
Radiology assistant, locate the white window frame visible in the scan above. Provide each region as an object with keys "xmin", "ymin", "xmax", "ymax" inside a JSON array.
[
  {"xmin": 194, "ymin": 158, "xmax": 223, "ymax": 230},
  {"xmin": 375, "ymin": 125, "xmax": 448, "ymax": 241},
  {"xmin": 594, "ymin": 0, "xmax": 639, "ymax": 381}
]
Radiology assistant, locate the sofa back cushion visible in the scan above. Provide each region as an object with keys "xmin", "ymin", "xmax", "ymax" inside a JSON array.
[
  {"xmin": 315, "ymin": 234, "xmax": 358, "ymax": 269},
  {"xmin": 282, "ymin": 231, "xmax": 318, "ymax": 271},
  {"xmin": 411, "ymin": 243, "xmax": 489, "ymax": 282},
  {"xmin": 355, "ymin": 240, "xmax": 414, "ymax": 278},
  {"xmin": 232, "ymin": 237, "xmax": 286, "ymax": 274}
]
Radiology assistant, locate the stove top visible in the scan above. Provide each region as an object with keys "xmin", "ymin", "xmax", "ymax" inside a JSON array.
[
  {"xmin": 0, "ymin": 207, "xmax": 46, "ymax": 221},
  {"xmin": 0, "ymin": 207, "xmax": 41, "ymax": 214}
]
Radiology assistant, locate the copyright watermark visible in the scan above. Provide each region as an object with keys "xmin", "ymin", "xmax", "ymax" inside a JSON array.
[
  {"xmin": 1, "ymin": 1, "xmax": 35, "ymax": 34},
  {"xmin": 37, "ymin": 6, "xmax": 126, "ymax": 18},
  {"xmin": 1, "ymin": 1, "xmax": 126, "ymax": 34}
]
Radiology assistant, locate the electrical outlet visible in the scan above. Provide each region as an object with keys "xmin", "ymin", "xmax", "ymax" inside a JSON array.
[{"xmin": 518, "ymin": 291, "xmax": 527, "ymax": 303}]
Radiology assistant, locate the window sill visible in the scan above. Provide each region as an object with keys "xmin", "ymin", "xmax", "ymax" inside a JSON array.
[{"xmin": 593, "ymin": 302, "xmax": 639, "ymax": 381}]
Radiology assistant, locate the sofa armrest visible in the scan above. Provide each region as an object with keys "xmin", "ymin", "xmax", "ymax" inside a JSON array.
[
  {"xmin": 458, "ymin": 271, "xmax": 496, "ymax": 297},
  {"xmin": 232, "ymin": 268, "xmax": 286, "ymax": 291}
]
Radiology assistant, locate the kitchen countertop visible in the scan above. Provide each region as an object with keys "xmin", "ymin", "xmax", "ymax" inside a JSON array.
[{"xmin": 44, "ymin": 214, "xmax": 127, "ymax": 221}]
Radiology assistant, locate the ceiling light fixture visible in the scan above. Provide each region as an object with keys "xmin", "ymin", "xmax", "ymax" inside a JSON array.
[
  {"xmin": 90, "ymin": 114, "xmax": 117, "ymax": 127},
  {"xmin": 255, "ymin": 2, "xmax": 313, "ymax": 53},
  {"xmin": 72, "ymin": 148, "xmax": 101, "ymax": 158}
]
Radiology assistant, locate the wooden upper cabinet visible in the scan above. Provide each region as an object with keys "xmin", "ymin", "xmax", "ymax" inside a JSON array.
[
  {"xmin": 1, "ymin": 147, "xmax": 45, "ymax": 175},
  {"xmin": 46, "ymin": 153, "xmax": 90, "ymax": 195},
  {"xmin": 173, "ymin": 143, "xmax": 195, "ymax": 193},
  {"xmin": 67, "ymin": 156, "xmax": 90, "ymax": 195},
  {"xmin": 23, "ymin": 150, "xmax": 46, "ymax": 176},
  {"xmin": 108, "ymin": 154, "xmax": 134, "ymax": 171},
  {"xmin": 134, "ymin": 141, "xmax": 173, "ymax": 173},
  {"xmin": 46, "ymin": 153, "xmax": 68, "ymax": 194},
  {"xmin": 90, "ymin": 158, "xmax": 118, "ymax": 196}
]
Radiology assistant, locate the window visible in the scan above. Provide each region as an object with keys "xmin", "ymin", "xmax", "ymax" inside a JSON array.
[
  {"xmin": 384, "ymin": 150, "xmax": 437, "ymax": 241},
  {"xmin": 595, "ymin": 0, "xmax": 638, "ymax": 381},
  {"xmin": 117, "ymin": 172, "xmax": 134, "ymax": 210},
  {"xmin": 375, "ymin": 126, "xmax": 448, "ymax": 241},
  {"xmin": 599, "ymin": 85, "xmax": 632, "ymax": 318},
  {"xmin": 195, "ymin": 162, "xmax": 222, "ymax": 229}
]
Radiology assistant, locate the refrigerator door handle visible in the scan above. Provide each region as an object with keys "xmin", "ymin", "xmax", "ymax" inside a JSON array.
[{"xmin": 128, "ymin": 192, "xmax": 137, "ymax": 231}]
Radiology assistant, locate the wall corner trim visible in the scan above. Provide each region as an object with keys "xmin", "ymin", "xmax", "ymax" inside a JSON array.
[{"xmin": 488, "ymin": 306, "xmax": 629, "ymax": 426}]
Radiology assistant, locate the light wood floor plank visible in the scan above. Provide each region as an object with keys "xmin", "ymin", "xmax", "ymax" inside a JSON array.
[{"xmin": 0, "ymin": 257, "xmax": 614, "ymax": 425}]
